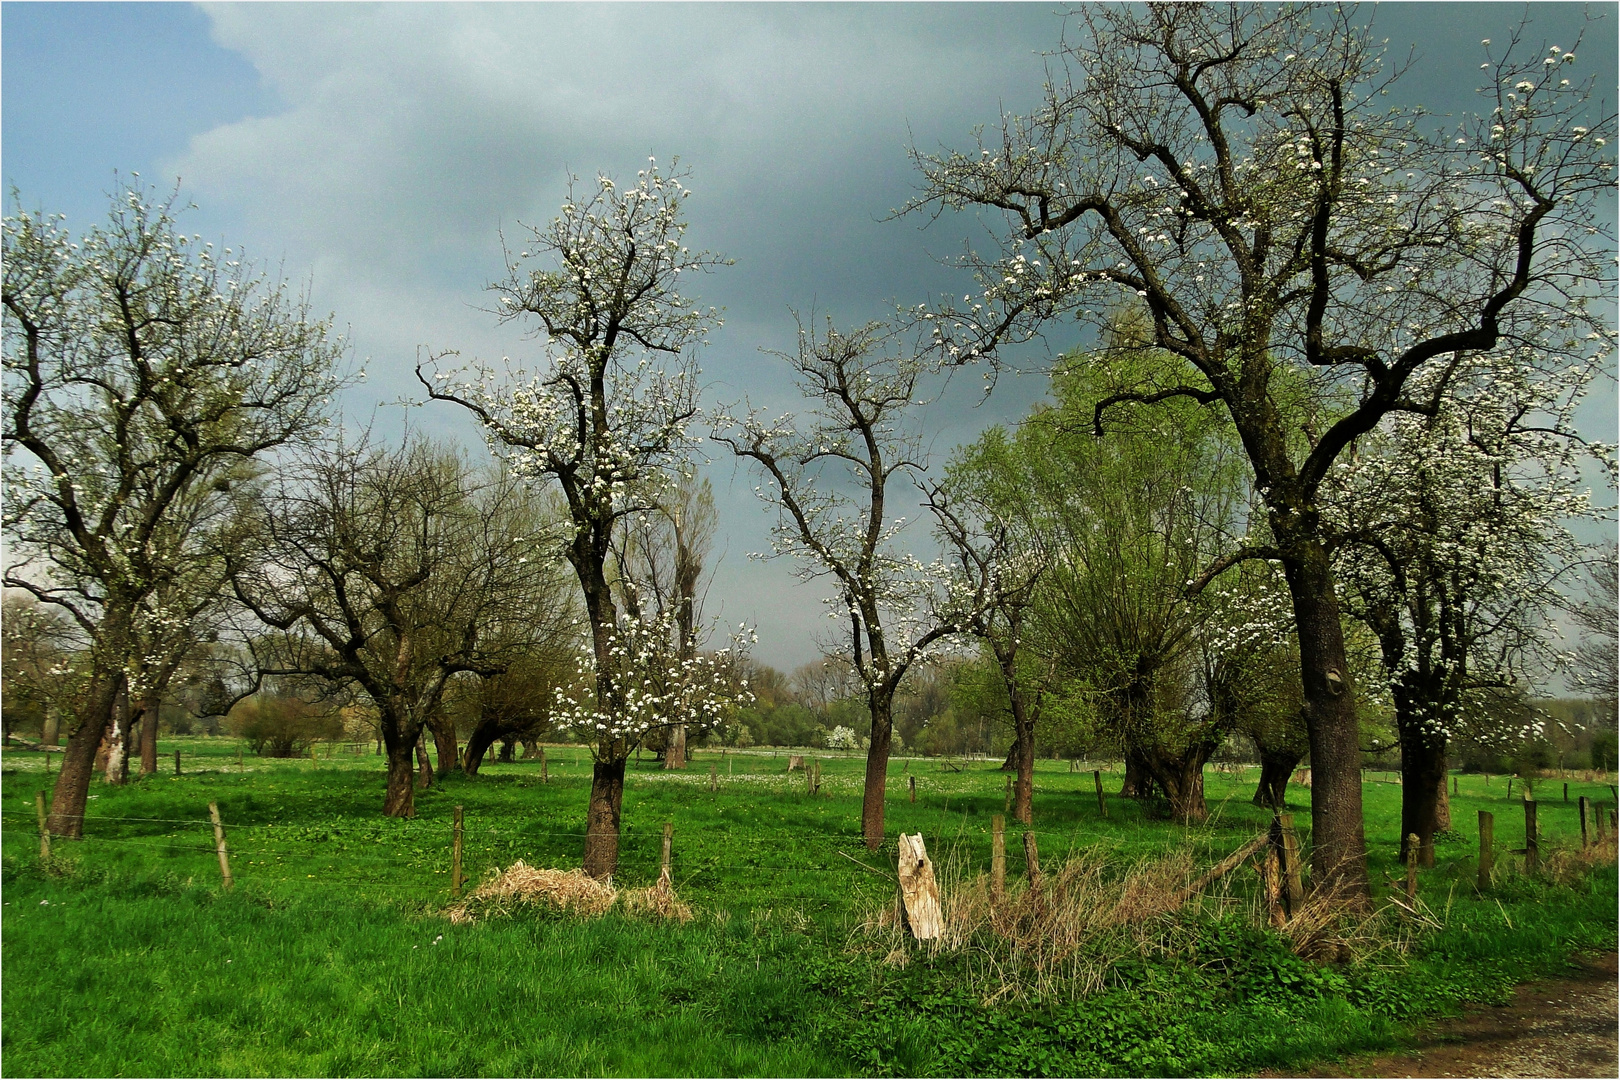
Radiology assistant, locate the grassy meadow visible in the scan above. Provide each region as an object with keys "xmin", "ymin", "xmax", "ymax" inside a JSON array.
[{"xmin": 3, "ymin": 739, "xmax": 1616, "ymax": 1077}]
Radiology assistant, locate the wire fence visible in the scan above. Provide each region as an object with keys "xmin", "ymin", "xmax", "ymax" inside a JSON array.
[
  {"xmin": 0, "ymin": 797, "xmax": 1116, "ymax": 910},
  {"xmin": 9, "ymin": 745, "xmax": 1613, "ymax": 918}
]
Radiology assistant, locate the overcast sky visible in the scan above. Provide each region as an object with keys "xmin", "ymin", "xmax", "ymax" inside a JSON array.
[{"xmin": 5, "ymin": 2, "xmax": 1616, "ymax": 671}]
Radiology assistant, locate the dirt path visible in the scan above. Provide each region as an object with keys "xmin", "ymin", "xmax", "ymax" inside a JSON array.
[{"xmin": 1279, "ymin": 951, "xmax": 1618, "ymax": 1078}]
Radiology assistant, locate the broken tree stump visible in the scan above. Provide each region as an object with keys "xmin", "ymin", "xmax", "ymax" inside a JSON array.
[{"xmin": 895, "ymin": 833, "xmax": 942, "ymax": 940}]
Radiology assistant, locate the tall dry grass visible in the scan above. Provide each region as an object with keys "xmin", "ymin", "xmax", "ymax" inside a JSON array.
[
  {"xmin": 861, "ymin": 836, "xmax": 1470, "ymax": 1002},
  {"xmin": 864, "ymin": 844, "xmax": 1212, "ymax": 1000}
]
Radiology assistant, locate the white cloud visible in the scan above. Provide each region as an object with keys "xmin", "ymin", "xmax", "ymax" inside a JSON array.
[{"xmin": 170, "ymin": 3, "xmax": 1061, "ymax": 669}]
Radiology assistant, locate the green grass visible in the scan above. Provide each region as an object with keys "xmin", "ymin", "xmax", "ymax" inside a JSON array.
[{"xmin": 3, "ymin": 739, "xmax": 1616, "ymax": 1076}]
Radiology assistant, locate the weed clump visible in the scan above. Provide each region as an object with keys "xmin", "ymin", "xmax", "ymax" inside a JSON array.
[
  {"xmin": 445, "ymin": 860, "xmax": 693, "ymax": 924},
  {"xmin": 621, "ymin": 883, "xmax": 694, "ymax": 923},
  {"xmin": 446, "ymin": 862, "xmax": 617, "ymax": 924}
]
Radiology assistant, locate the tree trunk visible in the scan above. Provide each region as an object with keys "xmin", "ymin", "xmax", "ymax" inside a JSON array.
[
  {"xmin": 583, "ymin": 757, "xmax": 627, "ymax": 880},
  {"xmin": 1010, "ymin": 693, "xmax": 1036, "ymax": 825},
  {"xmin": 383, "ymin": 733, "xmax": 417, "ymax": 817},
  {"xmin": 1398, "ymin": 722, "xmax": 1448, "ymax": 869},
  {"xmin": 861, "ymin": 695, "xmax": 896, "ymax": 850},
  {"xmin": 461, "ymin": 719, "xmax": 501, "ymax": 776},
  {"xmin": 429, "ymin": 717, "xmax": 460, "ymax": 779},
  {"xmin": 415, "ymin": 733, "xmax": 434, "ymax": 789},
  {"xmin": 1277, "ymin": 532, "xmax": 1370, "ymax": 901},
  {"xmin": 999, "ymin": 741, "xmax": 1017, "ymax": 771},
  {"xmin": 104, "ymin": 686, "xmax": 132, "ymax": 785},
  {"xmin": 138, "ymin": 692, "xmax": 160, "ymax": 777},
  {"xmin": 1434, "ymin": 765, "xmax": 1451, "ymax": 831},
  {"xmin": 47, "ymin": 672, "xmax": 123, "ymax": 838},
  {"xmin": 520, "ymin": 737, "xmax": 541, "ymax": 759},
  {"xmin": 498, "ymin": 738, "xmax": 515, "ymax": 763},
  {"xmin": 41, "ymin": 705, "xmax": 59, "ymax": 747},
  {"xmin": 1253, "ymin": 746, "xmax": 1305, "ymax": 809},
  {"xmin": 1120, "ymin": 744, "xmax": 1155, "ymax": 798},
  {"xmin": 1146, "ymin": 737, "xmax": 1216, "ymax": 824},
  {"xmin": 94, "ymin": 720, "xmax": 114, "ymax": 776},
  {"xmin": 663, "ymin": 724, "xmax": 687, "ymax": 770}
]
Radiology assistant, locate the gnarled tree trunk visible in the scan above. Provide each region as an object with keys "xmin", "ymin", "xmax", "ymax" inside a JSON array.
[
  {"xmin": 1253, "ymin": 745, "xmax": 1305, "ymax": 809},
  {"xmin": 383, "ymin": 744, "xmax": 417, "ymax": 817},
  {"xmin": 381, "ymin": 713, "xmax": 419, "ymax": 817},
  {"xmin": 461, "ymin": 718, "xmax": 501, "ymax": 776},
  {"xmin": 1156, "ymin": 752, "xmax": 1211, "ymax": 824},
  {"xmin": 1120, "ymin": 744, "xmax": 1155, "ymax": 798},
  {"xmin": 429, "ymin": 716, "xmax": 460, "ymax": 779},
  {"xmin": 583, "ymin": 757, "xmax": 627, "ymax": 880}
]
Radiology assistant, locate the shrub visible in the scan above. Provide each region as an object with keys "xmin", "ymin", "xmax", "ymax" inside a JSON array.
[{"xmin": 228, "ymin": 695, "xmax": 343, "ymax": 756}]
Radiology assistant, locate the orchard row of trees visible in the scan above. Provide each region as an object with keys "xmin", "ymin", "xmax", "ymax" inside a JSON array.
[{"xmin": 6, "ymin": 5, "xmax": 1615, "ymax": 898}]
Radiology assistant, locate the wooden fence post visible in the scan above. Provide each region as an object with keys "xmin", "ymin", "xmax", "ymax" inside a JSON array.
[
  {"xmin": 36, "ymin": 791, "xmax": 50, "ymax": 861},
  {"xmin": 709, "ymin": 763, "xmax": 718, "ymax": 793},
  {"xmin": 1277, "ymin": 813, "xmax": 1304, "ymax": 910},
  {"xmin": 657, "ymin": 821, "xmax": 673, "ymax": 893},
  {"xmin": 1260, "ymin": 845, "xmax": 1285, "ymax": 927},
  {"xmin": 1093, "ymin": 770, "xmax": 1108, "ymax": 818},
  {"xmin": 237, "ymin": 745, "xmax": 244, "ymax": 768},
  {"xmin": 174, "ymin": 748, "xmax": 181, "ymax": 776},
  {"xmin": 1453, "ymin": 775, "xmax": 1458, "ymax": 796},
  {"xmin": 1004, "ymin": 774, "xmax": 1012, "ymax": 813},
  {"xmin": 208, "ymin": 802, "xmax": 233, "ymax": 891},
  {"xmin": 1506, "ymin": 777, "xmax": 1513, "ymax": 799},
  {"xmin": 1523, "ymin": 796, "xmax": 1538, "ymax": 874},
  {"xmin": 540, "ymin": 747, "xmax": 548, "ymax": 784},
  {"xmin": 1579, "ymin": 796, "xmax": 1591, "ymax": 848},
  {"xmin": 1405, "ymin": 833, "xmax": 1419, "ymax": 902},
  {"xmin": 1563, "ymin": 781, "xmax": 1569, "ymax": 802},
  {"xmin": 1022, "ymin": 830, "xmax": 1042, "ymax": 897},
  {"xmin": 991, "ymin": 814, "xmax": 1006, "ymax": 903},
  {"xmin": 1477, "ymin": 810, "xmax": 1494, "ymax": 890},
  {"xmin": 909, "ymin": 775, "xmax": 916, "ymax": 804},
  {"xmin": 451, "ymin": 805, "xmax": 465, "ymax": 899}
]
